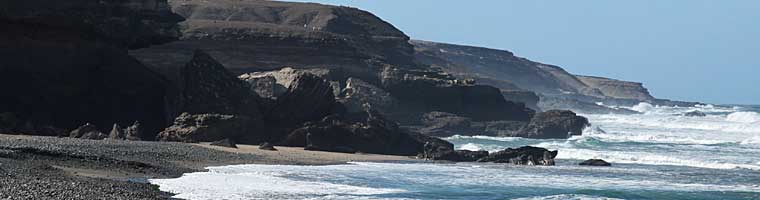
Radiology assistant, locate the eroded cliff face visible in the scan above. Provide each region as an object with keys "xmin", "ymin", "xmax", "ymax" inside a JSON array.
[
  {"xmin": 576, "ymin": 76, "xmax": 655, "ymax": 101},
  {"xmin": 0, "ymin": 0, "xmax": 183, "ymax": 138},
  {"xmin": 132, "ymin": 0, "xmax": 418, "ymax": 77}
]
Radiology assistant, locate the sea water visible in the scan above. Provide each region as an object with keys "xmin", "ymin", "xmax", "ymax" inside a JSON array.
[{"xmin": 151, "ymin": 104, "xmax": 760, "ymax": 200}]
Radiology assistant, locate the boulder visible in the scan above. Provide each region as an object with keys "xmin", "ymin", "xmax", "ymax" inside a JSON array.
[
  {"xmin": 683, "ymin": 111, "xmax": 707, "ymax": 117},
  {"xmin": 263, "ymin": 73, "xmax": 338, "ymax": 142},
  {"xmin": 579, "ymin": 159, "xmax": 612, "ymax": 166},
  {"xmin": 157, "ymin": 113, "xmax": 255, "ymax": 143},
  {"xmin": 477, "ymin": 146, "xmax": 557, "ymax": 166},
  {"xmin": 509, "ymin": 110, "xmax": 590, "ymax": 139},
  {"xmin": 258, "ymin": 142, "xmax": 277, "ymax": 151},
  {"xmin": 210, "ymin": 138, "xmax": 238, "ymax": 148}
]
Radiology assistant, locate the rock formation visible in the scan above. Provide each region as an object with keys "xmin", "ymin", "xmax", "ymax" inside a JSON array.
[
  {"xmin": 508, "ymin": 110, "xmax": 590, "ymax": 139},
  {"xmin": 70, "ymin": 123, "xmax": 107, "ymax": 140},
  {"xmin": 157, "ymin": 113, "xmax": 255, "ymax": 143},
  {"xmin": 576, "ymin": 76, "xmax": 655, "ymax": 101},
  {"xmin": 477, "ymin": 146, "xmax": 558, "ymax": 166}
]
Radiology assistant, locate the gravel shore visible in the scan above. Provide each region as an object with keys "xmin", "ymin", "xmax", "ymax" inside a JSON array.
[{"xmin": 0, "ymin": 134, "xmax": 412, "ymax": 199}]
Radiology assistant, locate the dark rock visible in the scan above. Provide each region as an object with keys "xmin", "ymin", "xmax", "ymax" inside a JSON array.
[
  {"xmin": 579, "ymin": 159, "xmax": 612, "ymax": 166},
  {"xmin": 69, "ymin": 123, "xmax": 98, "ymax": 138},
  {"xmin": 157, "ymin": 113, "xmax": 255, "ymax": 143},
  {"xmin": 181, "ymin": 50, "xmax": 263, "ymax": 116},
  {"xmin": 124, "ymin": 121, "xmax": 143, "ymax": 141},
  {"xmin": 683, "ymin": 111, "xmax": 707, "ymax": 117},
  {"xmin": 263, "ymin": 73, "xmax": 338, "ymax": 142},
  {"xmin": 282, "ymin": 106, "xmax": 454, "ymax": 156},
  {"xmin": 426, "ymin": 150, "xmax": 489, "ymax": 162},
  {"xmin": 509, "ymin": 110, "xmax": 590, "ymax": 139},
  {"xmin": 258, "ymin": 142, "xmax": 277, "ymax": 151},
  {"xmin": 502, "ymin": 90, "xmax": 541, "ymax": 111},
  {"xmin": 108, "ymin": 124, "xmax": 125, "ymax": 140},
  {"xmin": 210, "ymin": 139, "xmax": 238, "ymax": 148},
  {"xmin": 477, "ymin": 146, "xmax": 557, "ymax": 166},
  {"xmin": 418, "ymin": 112, "xmax": 478, "ymax": 137},
  {"xmin": 240, "ymin": 75, "xmax": 285, "ymax": 100}
]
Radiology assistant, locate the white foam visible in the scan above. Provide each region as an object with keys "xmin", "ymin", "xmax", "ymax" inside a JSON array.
[
  {"xmin": 458, "ymin": 143, "xmax": 484, "ymax": 151},
  {"xmin": 151, "ymin": 162, "xmax": 760, "ymax": 199},
  {"xmin": 544, "ymin": 147, "xmax": 760, "ymax": 171},
  {"xmin": 630, "ymin": 102, "xmax": 655, "ymax": 113},
  {"xmin": 512, "ymin": 194, "xmax": 623, "ymax": 200},
  {"xmin": 727, "ymin": 112, "xmax": 760, "ymax": 123},
  {"xmin": 150, "ymin": 164, "xmax": 406, "ymax": 200}
]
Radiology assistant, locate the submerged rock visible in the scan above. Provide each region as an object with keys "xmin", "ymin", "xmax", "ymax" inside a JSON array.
[
  {"xmin": 579, "ymin": 159, "xmax": 612, "ymax": 166},
  {"xmin": 683, "ymin": 111, "xmax": 707, "ymax": 117},
  {"xmin": 426, "ymin": 150, "xmax": 490, "ymax": 162},
  {"xmin": 477, "ymin": 146, "xmax": 557, "ymax": 166},
  {"xmin": 509, "ymin": 110, "xmax": 589, "ymax": 139},
  {"xmin": 210, "ymin": 138, "xmax": 238, "ymax": 148}
]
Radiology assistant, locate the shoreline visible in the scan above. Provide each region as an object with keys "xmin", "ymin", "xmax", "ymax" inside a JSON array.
[{"xmin": 0, "ymin": 134, "xmax": 416, "ymax": 199}]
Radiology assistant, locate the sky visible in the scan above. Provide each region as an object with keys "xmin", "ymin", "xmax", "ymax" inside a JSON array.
[{"xmin": 291, "ymin": 0, "xmax": 758, "ymax": 105}]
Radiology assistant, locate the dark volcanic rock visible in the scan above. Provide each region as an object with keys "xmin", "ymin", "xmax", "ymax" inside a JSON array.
[
  {"xmin": 478, "ymin": 146, "xmax": 558, "ymax": 166},
  {"xmin": 210, "ymin": 138, "xmax": 238, "ymax": 148},
  {"xmin": 427, "ymin": 150, "xmax": 490, "ymax": 162},
  {"xmin": 263, "ymin": 73, "xmax": 338, "ymax": 142},
  {"xmin": 508, "ymin": 110, "xmax": 590, "ymax": 139},
  {"xmin": 258, "ymin": 142, "xmax": 277, "ymax": 151},
  {"xmin": 283, "ymin": 107, "xmax": 454, "ymax": 156},
  {"xmin": 157, "ymin": 113, "xmax": 255, "ymax": 143},
  {"xmin": 70, "ymin": 123, "xmax": 106, "ymax": 140},
  {"xmin": 579, "ymin": 159, "xmax": 612, "ymax": 166},
  {"xmin": 181, "ymin": 50, "xmax": 263, "ymax": 116},
  {"xmin": 683, "ymin": 110, "xmax": 707, "ymax": 117},
  {"xmin": 419, "ymin": 112, "xmax": 478, "ymax": 137},
  {"xmin": 0, "ymin": 0, "xmax": 184, "ymax": 138}
]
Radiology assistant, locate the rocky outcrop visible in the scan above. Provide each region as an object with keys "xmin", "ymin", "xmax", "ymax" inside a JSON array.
[
  {"xmin": 259, "ymin": 143, "xmax": 277, "ymax": 151},
  {"xmin": 339, "ymin": 78, "xmax": 397, "ymax": 114},
  {"xmin": 0, "ymin": 0, "xmax": 183, "ymax": 138},
  {"xmin": 579, "ymin": 159, "xmax": 612, "ymax": 166},
  {"xmin": 504, "ymin": 110, "xmax": 590, "ymax": 139},
  {"xmin": 381, "ymin": 67, "xmax": 535, "ymax": 124},
  {"xmin": 477, "ymin": 146, "xmax": 557, "ymax": 165},
  {"xmin": 70, "ymin": 123, "xmax": 107, "ymax": 140},
  {"xmin": 576, "ymin": 76, "xmax": 655, "ymax": 101},
  {"xmin": 502, "ymin": 90, "xmax": 541, "ymax": 111},
  {"xmin": 418, "ymin": 112, "xmax": 478, "ymax": 137},
  {"xmin": 157, "ymin": 113, "xmax": 255, "ymax": 143},
  {"xmin": 181, "ymin": 50, "xmax": 262, "ymax": 116},
  {"xmin": 282, "ymin": 107, "xmax": 453, "ymax": 156}
]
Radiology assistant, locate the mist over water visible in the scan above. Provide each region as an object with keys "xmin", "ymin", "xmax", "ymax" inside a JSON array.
[{"xmin": 151, "ymin": 104, "xmax": 760, "ymax": 200}]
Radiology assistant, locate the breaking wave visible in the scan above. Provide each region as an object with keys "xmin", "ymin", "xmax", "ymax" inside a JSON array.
[{"xmin": 726, "ymin": 112, "xmax": 760, "ymax": 123}]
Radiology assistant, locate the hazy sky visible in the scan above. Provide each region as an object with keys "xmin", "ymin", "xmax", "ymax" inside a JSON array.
[{"xmin": 291, "ymin": 0, "xmax": 758, "ymax": 104}]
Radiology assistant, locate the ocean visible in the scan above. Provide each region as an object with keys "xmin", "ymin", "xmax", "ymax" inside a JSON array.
[{"xmin": 150, "ymin": 104, "xmax": 760, "ymax": 200}]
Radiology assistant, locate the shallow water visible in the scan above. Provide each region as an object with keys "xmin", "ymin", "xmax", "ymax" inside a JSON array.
[{"xmin": 151, "ymin": 104, "xmax": 760, "ymax": 200}]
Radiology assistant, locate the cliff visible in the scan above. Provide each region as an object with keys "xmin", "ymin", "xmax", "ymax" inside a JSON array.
[
  {"xmin": 0, "ymin": 0, "xmax": 183, "ymax": 138},
  {"xmin": 411, "ymin": 40, "xmax": 681, "ymax": 112},
  {"xmin": 576, "ymin": 75, "xmax": 655, "ymax": 101}
]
